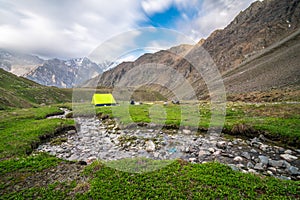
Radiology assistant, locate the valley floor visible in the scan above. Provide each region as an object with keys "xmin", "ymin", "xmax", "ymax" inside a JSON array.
[{"xmin": 0, "ymin": 102, "xmax": 299, "ymax": 199}]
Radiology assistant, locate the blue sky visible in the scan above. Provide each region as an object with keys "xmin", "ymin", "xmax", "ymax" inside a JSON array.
[
  {"xmin": 0, "ymin": 0, "xmax": 256, "ymax": 60},
  {"xmin": 141, "ymin": 4, "xmax": 183, "ymax": 28}
]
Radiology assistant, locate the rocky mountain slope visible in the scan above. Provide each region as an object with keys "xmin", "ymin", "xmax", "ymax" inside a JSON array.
[
  {"xmin": 92, "ymin": 0, "xmax": 300, "ymax": 100},
  {"xmin": 0, "ymin": 49, "xmax": 107, "ymax": 88},
  {"xmin": 0, "ymin": 68, "xmax": 72, "ymax": 109},
  {"xmin": 224, "ymin": 28, "xmax": 300, "ymax": 94},
  {"xmin": 25, "ymin": 57, "xmax": 106, "ymax": 88},
  {"xmin": 0, "ymin": 49, "xmax": 43, "ymax": 76}
]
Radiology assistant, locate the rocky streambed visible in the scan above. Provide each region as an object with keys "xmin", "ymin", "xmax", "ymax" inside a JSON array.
[{"xmin": 38, "ymin": 112, "xmax": 300, "ymax": 180}]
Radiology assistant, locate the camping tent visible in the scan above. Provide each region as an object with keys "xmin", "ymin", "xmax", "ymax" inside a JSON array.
[{"xmin": 91, "ymin": 93, "xmax": 117, "ymax": 106}]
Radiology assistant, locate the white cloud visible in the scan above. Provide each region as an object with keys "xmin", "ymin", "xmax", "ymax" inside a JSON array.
[
  {"xmin": 0, "ymin": 0, "xmax": 256, "ymax": 59},
  {"xmin": 141, "ymin": 0, "xmax": 173, "ymax": 15},
  {"xmin": 0, "ymin": 0, "xmax": 143, "ymax": 59},
  {"xmin": 176, "ymin": 0, "xmax": 255, "ymax": 40}
]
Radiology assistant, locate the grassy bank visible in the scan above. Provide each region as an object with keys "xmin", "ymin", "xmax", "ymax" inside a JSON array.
[
  {"xmin": 0, "ymin": 103, "xmax": 299, "ymax": 199},
  {"xmin": 88, "ymin": 101, "xmax": 300, "ymax": 147},
  {"xmin": 0, "ymin": 105, "xmax": 74, "ymax": 159},
  {"xmin": 1, "ymin": 157, "xmax": 299, "ymax": 199}
]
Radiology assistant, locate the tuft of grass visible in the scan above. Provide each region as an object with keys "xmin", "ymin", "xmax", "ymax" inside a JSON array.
[{"xmin": 0, "ymin": 153, "xmax": 61, "ymax": 175}]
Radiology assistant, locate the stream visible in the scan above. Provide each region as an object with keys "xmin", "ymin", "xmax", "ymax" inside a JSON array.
[{"xmin": 38, "ymin": 108, "xmax": 300, "ymax": 179}]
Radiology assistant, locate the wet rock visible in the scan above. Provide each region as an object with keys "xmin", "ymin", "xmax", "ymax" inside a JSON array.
[
  {"xmin": 267, "ymin": 170, "xmax": 273, "ymax": 176},
  {"xmin": 268, "ymin": 167, "xmax": 277, "ymax": 174},
  {"xmin": 184, "ymin": 146, "xmax": 190, "ymax": 153},
  {"xmin": 236, "ymin": 164, "xmax": 245, "ymax": 169},
  {"xmin": 278, "ymin": 175, "xmax": 291, "ymax": 181},
  {"xmin": 153, "ymin": 152, "xmax": 160, "ymax": 158},
  {"xmin": 232, "ymin": 140, "xmax": 238, "ymax": 145},
  {"xmin": 213, "ymin": 150, "xmax": 221, "ymax": 156},
  {"xmin": 208, "ymin": 148, "xmax": 215, "ymax": 153},
  {"xmin": 276, "ymin": 147, "xmax": 285, "ymax": 154},
  {"xmin": 67, "ymin": 130, "xmax": 76, "ymax": 134},
  {"xmin": 250, "ymin": 149, "xmax": 257, "ymax": 153},
  {"xmin": 254, "ymin": 163, "xmax": 265, "ymax": 171},
  {"xmin": 145, "ymin": 140, "xmax": 156, "ymax": 152},
  {"xmin": 259, "ymin": 144, "xmax": 269, "ymax": 152},
  {"xmin": 280, "ymin": 154, "xmax": 297, "ymax": 162},
  {"xmin": 284, "ymin": 149, "xmax": 292, "ymax": 154},
  {"xmin": 198, "ymin": 150, "xmax": 210, "ymax": 157},
  {"xmin": 247, "ymin": 162, "xmax": 254, "ymax": 169},
  {"xmin": 258, "ymin": 155, "xmax": 269, "ymax": 166},
  {"xmin": 241, "ymin": 152, "xmax": 251, "ymax": 160},
  {"xmin": 228, "ymin": 164, "xmax": 239, "ymax": 171},
  {"xmin": 258, "ymin": 134, "xmax": 267, "ymax": 142},
  {"xmin": 287, "ymin": 166, "xmax": 300, "ymax": 175},
  {"xmin": 248, "ymin": 169, "xmax": 258, "ymax": 174},
  {"xmin": 268, "ymin": 160, "xmax": 286, "ymax": 168},
  {"xmin": 233, "ymin": 156, "xmax": 243, "ymax": 162},
  {"xmin": 216, "ymin": 141, "xmax": 227, "ymax": 149},
  {"xmin": 188, "ymin": 146, "xmax": 198, "ymax": 153},
  {"xmin": 124, "ymin": 142, "xmax": 131, "ymax": 148},
  {"xmin": 87, "ymin": 156, "xmax": 97, "ymax": 164},
  {"xmin": 182, "ymin": 129, "xmax": 191, "ymax": 134}
]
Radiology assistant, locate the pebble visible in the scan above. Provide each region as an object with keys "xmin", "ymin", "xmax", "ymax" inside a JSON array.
[
  {"xmin": 182, "ymin": 129, "xmax": 191, "ymax": 134},
  {"xmin": 284, "ymin": 150, "xmax": 292, "ymax": 154},
  {"xmin": 208, "ymin": 148, "xmax": 215, "ymax": 153},
  {"xmin": 287, "ymin": 166, "xmax": 300, "ymax": 175},
  {"xmin": 233, "ymin": 156, "xmax": 243, "ymax": 162},
  {"xmin": 254, "ymin": 163, "xmax": 265, "ymax": 171},
  {"xmin": 268, "ymin": 160, "xmax": 285, "ymax": 168},
  {"xmin": 145, "ymin": 140, "xmax": 156, "ymax": 152},
  {"xmin": 198, "ymin": 150, "xmax": 210, "ymax": 157},
  {"xmin": 280, "ymin": 154, "xmax": 297, "ymax": 162},
  {"xmin": 268, "ymin": 167, "xmax": 277, "ymax": 174},
  {"xmin": 216, "ymin": 141, "xmax": 227, "ymax": 149},
  {"xmin": 267, "ymin": 170, "xmax": 273, "ymax": 176},
  {"xmin": 241, "ymin": 152, "xmax": 251, "ymax": 160},
  {"xmin": 258, "ymin": 155, "xmax": 269, "ymax": 166},
  {"xmin": 248, "ymin": 169, "xmax": 258, "ymax": 174},
  {"xmin": 247, "ymin": 162, "xmax": 254, "ymax": 169}
]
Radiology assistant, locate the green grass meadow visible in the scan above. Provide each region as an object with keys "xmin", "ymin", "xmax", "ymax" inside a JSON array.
[{"xmin": 0, "ymin": 102, "xmax": 299, "ymax": 199}]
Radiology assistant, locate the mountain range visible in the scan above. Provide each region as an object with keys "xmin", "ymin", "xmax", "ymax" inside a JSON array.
[
  {"xmin": 0, "ymin": 50, "xmax": 108, "ymax": 88},
  {"xmin": 88, "ymin": 0, "xmax": 300, "ymax": 101},
  {"xmin": 0, "ymin": 0, "xmax": 299, "ymax": 102}
]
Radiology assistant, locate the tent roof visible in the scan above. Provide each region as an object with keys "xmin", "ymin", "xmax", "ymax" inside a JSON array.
[{"xmin": 92, "ymin": 93, "xmax": 116, "ymax": 106}]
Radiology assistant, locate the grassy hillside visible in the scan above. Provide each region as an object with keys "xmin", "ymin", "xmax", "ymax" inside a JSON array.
[{"xmin": 0, "ymin": 68, "xmax": 72, "ymax": 109}]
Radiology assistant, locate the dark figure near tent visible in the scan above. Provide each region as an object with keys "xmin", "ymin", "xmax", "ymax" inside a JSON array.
[
  {"xmin": 130, "ymin": 99, "xmax": 135, "ymax": 105},
  {"xmin": 172, "ymin": 99, "xmax": 180, "ymax": 104}
]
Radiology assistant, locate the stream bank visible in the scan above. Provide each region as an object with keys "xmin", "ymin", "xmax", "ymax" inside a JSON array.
[{"xmin": 35, "ymin": 110, "xmax": 300, "ymax": 180}]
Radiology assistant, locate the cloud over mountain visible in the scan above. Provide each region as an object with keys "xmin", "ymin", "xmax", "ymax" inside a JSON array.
[{"xmin": 0, "ymin": 0, "xmax": 255, "ymax": 59}]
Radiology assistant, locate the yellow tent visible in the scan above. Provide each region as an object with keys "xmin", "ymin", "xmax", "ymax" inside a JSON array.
[{"xmin": 91, "ymin": 93, "xmax": 116, "ymax": 106}]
